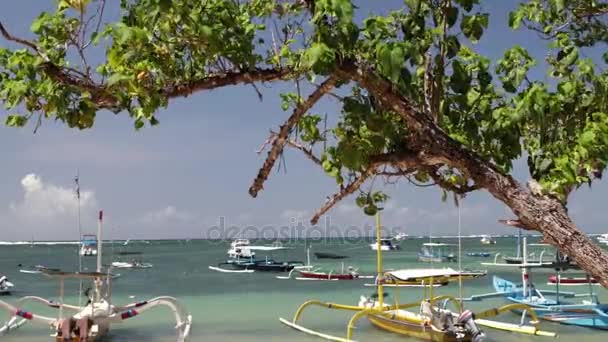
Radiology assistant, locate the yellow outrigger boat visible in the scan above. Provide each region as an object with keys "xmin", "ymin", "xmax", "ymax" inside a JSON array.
[
  {"xmin": 279, "ymin": 214, "xmax": 557, "ymax": 341},
  {"xmin": 364, "ymin": 268, "xmax": 487, "ymax": 288}
]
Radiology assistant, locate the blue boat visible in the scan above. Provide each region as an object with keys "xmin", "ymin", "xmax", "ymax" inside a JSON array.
[
  {"xmin": 467, "ymin": 252, "xmax": 491, "ymax": 257},
  {"xmin": 492, "ymin": 275, "xmax": 608, "ymax": 329}
]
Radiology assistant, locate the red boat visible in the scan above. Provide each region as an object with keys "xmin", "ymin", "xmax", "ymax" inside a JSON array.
[
  {"xmin": 548, "ymin": 275, "xmax": 598, "ymax": 285},
  {"xmin": 297, "ymin": 270, "xmax": 358, "ymax": 280}
]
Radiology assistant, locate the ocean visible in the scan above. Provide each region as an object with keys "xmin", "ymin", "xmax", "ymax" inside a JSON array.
[{"xmin": 0, "ymin": 237, "xmax": 607, "ymax": 341}]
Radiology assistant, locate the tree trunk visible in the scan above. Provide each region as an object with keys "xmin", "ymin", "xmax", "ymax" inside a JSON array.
[{"xmin": 345, "ymin": 65, "xmax": 608, "ymax": 287}]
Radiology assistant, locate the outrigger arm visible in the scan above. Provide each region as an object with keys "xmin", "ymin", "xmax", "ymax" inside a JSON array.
[{"xmin": 104, "ymin": 296, "xmax": 192, "ymax": 342}]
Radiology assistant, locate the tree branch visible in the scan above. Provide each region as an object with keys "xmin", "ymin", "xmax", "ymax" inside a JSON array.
[
  {"xmin": 249, "ymin": 74, "xmax": 337, "ymax": 197},
  {"xmin": 0, "ymin": 21, "xmax": 39, "ymax": 52},
  {"xmin": 164, "ymin": 68, "xmax": 292, "ymax": 98},
  {"xmin": 310, "ymin": 168, "xmax": 374, "ymax": 225}
]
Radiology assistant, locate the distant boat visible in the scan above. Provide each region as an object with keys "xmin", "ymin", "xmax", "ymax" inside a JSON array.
[
  {"xmin": 480, "ymin": 235, "xmax": 496, "ymax": 245},
  {"xmin": 314, "ymin": 252, "xmax": 348, "ymax": 259},
  {"xmin": 370, "ymin": 238, "xmax": 399, "ymax": 251},
  {"xmin": 467, "ymin": 252, "xmax": 491, "ymax": 257},
  {"xmin": 227, "ymin": 239, "xmax": 255, "ymax": 259},
  {"xmin": 597, "ymin": 234, "xmax": 608, "ymax": 245},
  {"xmin": 394, "ymin": 232, "xmax": 408, "ymax": 241},
  {"xmin": 548, "ymin": 275, "xmax": 599, "ymax": 285},
  {"xmin": 0, "ymin": 275, "xmax": 14, "ymax": 295},
  {"xmin": 79, "ymin": 234, "xmax": 98, "ymax": 256}
]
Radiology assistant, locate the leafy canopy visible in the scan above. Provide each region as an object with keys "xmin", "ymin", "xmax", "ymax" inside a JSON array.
[{"xmin": 2, "ymin": 0, "xmax": 608, "ymax": 214}]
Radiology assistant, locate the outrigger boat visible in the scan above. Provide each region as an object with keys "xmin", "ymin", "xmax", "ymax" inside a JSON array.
[
  {"xmin": 471, "ymin": 236, "xmax": 608, "ymax": 330},
  {"xmin": 280, "ymin": 213, "xmax": 556, "ymax": 341},
  {"xmin": 418, "ymin": 243, "xmax": 457, "ymax": 263},
  {"xmin": 498, "ymin": 225, "xmax": 554, "ymax": 264},
  {"xmin": 210, "ymin": 245, "xmax": 305, "ymax": 273},
  {"xmin": 277, "ymin": 247, "xmax": 368, "ymax": 281},
  {"xmin": 0, "ymin": 211, "xmax": 192, "ymax": 341}
]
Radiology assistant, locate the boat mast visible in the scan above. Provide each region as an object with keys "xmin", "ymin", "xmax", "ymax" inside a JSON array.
[
  {"xmin": 516, "ymin": 229, "xmax": 522, "ymax": 259},
  {"xmin": 75, "ymin": 173, "xmax": 83, "ymax": 308},
  {"xmin": 457, "ymin": 199, "xmax": 463, "ymax": 312},
  {"xmin": 522, "ymin": 237, "xmax": 528, "ymax": 299},
  {"xmin": 97, "ymin": 210, "xmax": 103, "ymax": 273},
  {"xmin": 375, "ymin": 213, "xmax": 384, "ymax": 307}
]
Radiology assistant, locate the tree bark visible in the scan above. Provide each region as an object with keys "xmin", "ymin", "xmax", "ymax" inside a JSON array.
[{"xmin": 344, "ymin": 64, "xmax": 608, "ymax": 287}]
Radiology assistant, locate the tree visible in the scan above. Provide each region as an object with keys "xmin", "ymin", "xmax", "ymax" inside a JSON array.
[{"xmin": 2, "ymin": 0, "xmax": 608, "ymax": 284}]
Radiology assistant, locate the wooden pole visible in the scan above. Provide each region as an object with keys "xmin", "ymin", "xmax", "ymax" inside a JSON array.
[{"xmin": 376, "ymin": 213, "xmax": 384, "ymax": 307}]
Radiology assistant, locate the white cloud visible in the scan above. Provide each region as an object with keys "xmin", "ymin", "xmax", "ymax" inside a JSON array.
[
  {"xmin": 139, "ymin": 205, "xmax": 195, "ymax": 223},
  {"xmin": 9, "ymin": 173, "xmax": 96, "ymax": 222}
]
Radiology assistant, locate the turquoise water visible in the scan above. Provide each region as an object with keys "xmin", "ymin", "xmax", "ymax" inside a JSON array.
[{"xmin": 1, "ymin": 238, "xmax": 607, "ymax": 341}]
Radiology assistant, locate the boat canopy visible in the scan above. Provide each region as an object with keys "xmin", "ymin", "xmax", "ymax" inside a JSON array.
[
  {"xmin": 387, "ymin": 268, "xmax": 461, "ymax": 281},
  {"xmin": 81, "ymin": 234, "xmax": 97, "ymax": 246}
]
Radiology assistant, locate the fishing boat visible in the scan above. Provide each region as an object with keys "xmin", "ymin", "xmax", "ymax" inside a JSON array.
[
  {"xmin": 297, "ymin": 265, "xmax": 361, "ymax": 281},
  {"xmin": 0, "ymin": 275, "xmax": 14, "ymax": 295},
  {"xmin": 467, "ymin": 252, "xmax": 491, "ymax": 257},
  {"xmin": 0, "ymin": 210, "xmax": 192, "ymax": 341},
  {"xmin": 280, "ymin": 213, "xmax": 556, "ymax": 341},
  {"xmin": 313, "ymin": 252, "xmax": 348, "ymax": 259},
  {"xmin": 278, "ymin": 247, "xmax": 367, "ymax": 281},
  {"xmin": 597, "ymin": 233, "xmax": 608, "ymax": 245},
  {"xmin": 499, "ymin": 225, "xmax": 554, "ymax": 264},
  {"xmin": 370, "ymin": 238, "xmax": 399, "ymax": 251},
  {"xmin": 491, "ymin": 275, "xmax": 608, "ymax": 329},
  {"xmin": 394, "ymin": 232, "xmax": 409, "ymax": 241},
  {"xmin": 548, "ymin": 275, "xmax": 599, "ymax": 286},
  {"xmin": 79, "ymin": 234, "xmax": 98, "ymax": 256},
  {"xmin": 417, "ymin": 243, "xmax": 457, "ymax": 263},
  {"xmin": 480, "ymin": 236, "xmax": 496, "ymax": 245},
  {"xmin": 211, "ymin": 245, "xmax": 305, "ymax": 273},
  {"xmin": 111, "ymin": 251, "xmax": 153, "ymax": 269},
  {"xmin": 471, "ymin": 236, "xmax": 608, "ymax": 330}
]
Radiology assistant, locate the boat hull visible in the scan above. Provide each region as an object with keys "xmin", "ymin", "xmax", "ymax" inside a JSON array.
[
  {"xmin": 367, "ymin": 313, "xmax": 471, "ymax": 341},
  {"xmin": 298, "ymin": 271, "xmax": 355, "ymax": 280},
  {"xmin": 506, "ymin": 299, "xmax": 608, "ymax": 330},
  {"xmin": 417, "ymin": 255, "xmax": 457, "ymax": 263},
  {"xmin": 313, "ymin": 252, "xmax": 347, "ymax": 259},
  {"xmin": 548, "ymin": 275, "xmax": 598, "ymax": 285}
]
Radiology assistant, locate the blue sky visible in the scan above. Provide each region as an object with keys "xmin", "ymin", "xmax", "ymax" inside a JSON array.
[{"xmin": 0, "ymin": 1, "xmax": 606, "ymax": 240}]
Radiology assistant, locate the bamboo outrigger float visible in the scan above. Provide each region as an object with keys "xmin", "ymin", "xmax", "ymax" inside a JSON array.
[
  {"xmin": 279, "ymin": 213, "xmax": 556, "ymax": 341},
  {"xmin": 0, "ymin": 211, "xmax": 192, "ymax": 341}
]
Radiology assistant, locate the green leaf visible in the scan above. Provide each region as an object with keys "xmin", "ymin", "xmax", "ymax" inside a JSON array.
[
  {"xmin": 446, "ymin": 6, "xmax": 459, "ymax": 28},
  {"xmin": 461, "ymin": 14, "xmax": 489, "ymax": 43},
  {"xmin": 5, "ymin": 114, "xmax": 28, "ymax": 127},
  {"xmin": 106, "ymin": 73, "xmax": 131, "ymax": 86}
]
